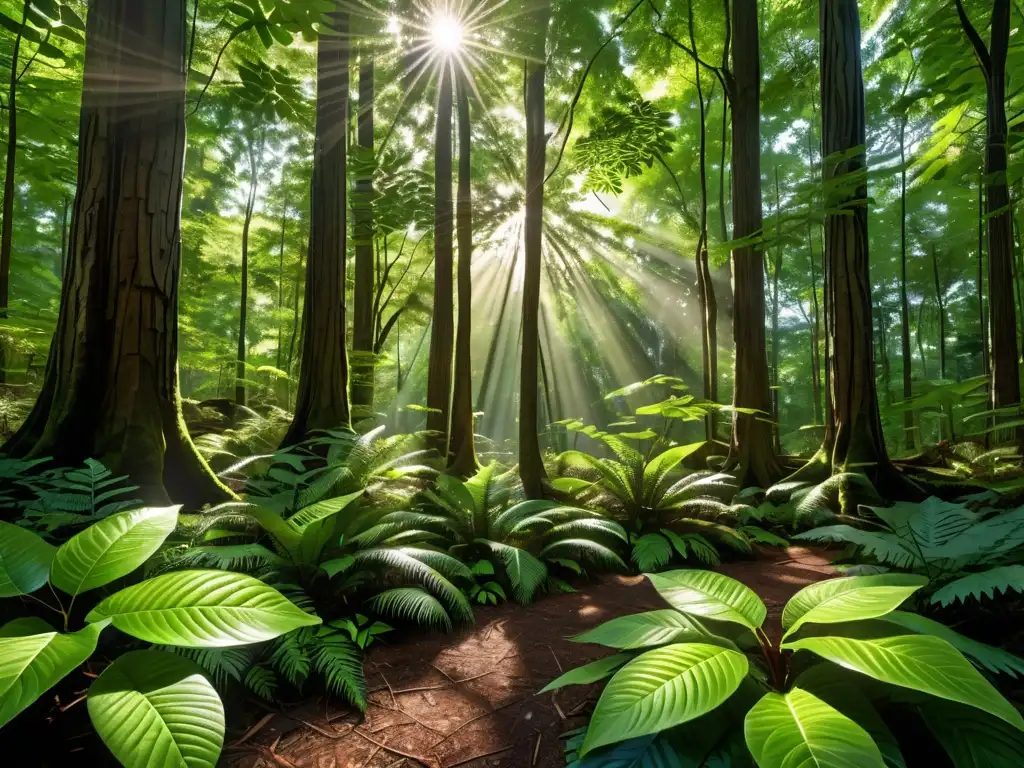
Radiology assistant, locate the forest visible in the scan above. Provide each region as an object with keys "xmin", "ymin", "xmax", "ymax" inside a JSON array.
[{"xmin": 1, "ymin": 0, "xmax": 1024, "ymax": 765}]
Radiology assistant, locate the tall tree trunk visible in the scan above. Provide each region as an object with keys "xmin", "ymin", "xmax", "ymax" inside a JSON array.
[
  {"xmin": 916, "ymin": 298, "xmax": 928, "ymax": 380},
  {"xmin": 771, "ymin": 167, "xmax": 782, "ymax": 453},
  {"xmin": 806, "ymin": 129, "xmax": 823, "ymax": 426},
  {"xmin": 520, "ymin": 2, "xmax": 552, "ymax": 499},
  {"xmin": 2, "ymin": 0, "xmax": 229, "ymax": 508},
  {"xmin": 59, "ymin": 195, "xmax": 70, "ymax": 279},
  {"xmin": 286, "ymin": 242, "xmax": 304, "ymax": 378},
  {"xmin": 690, "ymin": 3, "xmax": 716, "ymax": 443},
  {"xmin": 718, "ymin": 96, "xmax": 729, "ymax": 243},
  {"xmin": 282, "ymin": 4, "xmax": 351, "ymax": 445},
  {"xmin": 955, "ymin": 0, "xmax": 1021, "ymax": 436},
  {"xmin": 448, "ymin": 69, "xmax": 477, "ymax": 476},
  {"xmin": 803, "ymin": 0, "xmax": 912, "ymax": 494},
  {"xmin": 978, "ymin": 169, "xmax": 989, "ymax": 381},
  {"xmin": 899, "ymin": 117, "xmax": 915, "ymax": 450},
  {"xmin": 236, "ymin": 134, "xmax": 260, "ymax": 407},
  {"xmin": 876, "ymin": 305, "xmax": 893, "ymax": 406},
  {"xmin": 931, "ymin": 244, "xmax": 947, "ymax": 380},
  {"xmin": 0, "ymin": 3, "xmax": 26, "ymax": 384},
  {"xmin": 426, "ymin": 62, "xmax": 455, "ymax": 457},
  {"xmin": 725, "ymin": 0, "xmax": 781, "ymax": 486},
  {"xmin": 351, "ymin": 55, "xmax": 376, "ymax": 418},
  {"xmin": 275, "ymin": 193, "xmax": 287, "ymax": 371}
]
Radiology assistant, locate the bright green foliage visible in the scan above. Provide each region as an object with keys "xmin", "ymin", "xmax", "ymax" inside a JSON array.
[
  {"xmin": 543, "ymin": 570, "xmax": 1024, "ymax": 764},
  {"xmin": 87, "ymin": 651, "xmax": 224, "ymax": 768},
  {"xmin": 798, "ymin": 496, "xmax": 1024, "ymax": 605},
  {"xmin": 0, "ymin": 521, "xmax": 55, "ymax": 596}
]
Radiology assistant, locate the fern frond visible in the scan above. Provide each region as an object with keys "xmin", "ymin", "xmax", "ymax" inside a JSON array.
[
  {"xmin": 352, "ymin": 548, "xmax": 474, "ymax": 624},
  {"xmin": 930, "ymin": 565, "xmax": 1024, "ymax": 607},
  {"xmin": 313, "ymin": 635, "xmax": 367, "ymax": 710},
  {"xmin": 632, "ymin": 533, "xmax": 672, "ymax": 571},
  {"xmin": 156, "ymin": 646, "xmax": 253, "ymax": 691},
  {"xmin": 270, "ymin": 629, "xmax": 313, "ymax": 689},
  {"xmin": 368, "ymin": 587, "xmax": 453, "ymax": 632},
  {"xmin": 245, "ymin": 666, "xmax": 278, "ymax": 701},
  {"xmin": 478, "ymin": 540, "xmax": 548, "ymax": 604},
  {"xmin": 538, "ymin": 538, "xmax": 627, "ymax": 572}
]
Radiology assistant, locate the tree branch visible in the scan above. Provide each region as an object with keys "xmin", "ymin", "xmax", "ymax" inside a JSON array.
[{"xmin": 953, "ymin": 0, "xmax": 992, "ymax": 76}]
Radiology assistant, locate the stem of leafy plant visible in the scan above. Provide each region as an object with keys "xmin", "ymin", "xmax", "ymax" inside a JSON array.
[{"xmin": 755, "ymin": 627, "xmax": 783, "ymax": 691}]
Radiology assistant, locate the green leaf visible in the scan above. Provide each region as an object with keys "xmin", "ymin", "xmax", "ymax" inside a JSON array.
[
  {"xmin": 920, "ymin": 699, "xmax": 1024, "ymax": 768},
  {"xmin": 878, "ymin": 611, "xmax": 1024, "ymax": 679},
  {"xmin": 86, "ymin": 570, "xmax": 321, "ymax": 646},
  {"xmin": 782, "ymin": 574, "xmax": 928, "ymax": 640},
  {"xmin": 50, "ymin": 506, "xmax": 180, "ymax": 596},
  {"xmin": 571, "ymin": 609, "xmax": 724, "ymax": 650},
  {"xmin": 632, "ymin": 533, "xmax": 673, "ymax": 571},
  {"xmin": 88, "ymin": 650, "xmax": 224, "ymax": 768},
  {"xmin": 929, "ymin": 566, "xmax": 1024, "ymax": 607},
  {"xmin": 0, "ymin": 521, "xmax": 56, "ymax": 596},
  {"xmin": 0, "ymin": 619, "xmax": 106, "ymax": 727},
  {"xmin": 744, "ymin": 688, "xmax": 885, "ymax": 768},
  {"xmin": 321, "ymin": 556, "xmax": 354, "ymax": 577},
  {"xmin": 580, "ymin": 643, "xmax": 749, "ymax": 756},
  {"xmin": 784, "ymin": 634, "xmax": 1024, "ymax": 731},
  {"xmin": 538, "ymin": 653, "xmax": 631, "ymax": 693},
  {"xmin": 478, "ymin": 540, "xmax": 547, "ymax": 603},
  {"xmin": 647, "ymin": 570, "xmax": 766, "ymax": 630}
]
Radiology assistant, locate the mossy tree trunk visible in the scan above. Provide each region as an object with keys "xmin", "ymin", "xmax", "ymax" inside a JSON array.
[
  {"xmin": 519, "ymin": 0, "xmax": 551, "ymax": 499},
  {"xmin": 282, "ymin": 3, "xmax": 351, "ymax": 445},
  {"xmin": 351, "ymin": 55, "xmax": 376, "ymax": 420},
  {"xmin": 725, "ymin": 0, "xmax": 782, "ymax": 487},
  {"xmin": 426, "ymin": 62, "xmax": 454, "ymax": 457},
  {"xmin": 3, "ymin": 0, "xmax": 230, "ymax": 508},
  {"xmin": 448, "ymin": 69, "xmax": 478, "ymax": 477}
]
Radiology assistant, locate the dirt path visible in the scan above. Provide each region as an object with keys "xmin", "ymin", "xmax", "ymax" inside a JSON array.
[{"xmin": 227, "ymin": 547, "xmax": 834, "ymax": 768}]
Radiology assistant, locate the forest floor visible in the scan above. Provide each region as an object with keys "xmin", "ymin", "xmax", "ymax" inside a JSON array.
[{"xmin": 225, "ymin": 546, "xmax": 835, "ymax": 768}]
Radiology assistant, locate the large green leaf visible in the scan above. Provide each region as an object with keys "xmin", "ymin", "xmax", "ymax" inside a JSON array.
[
  {"xmin": 88, "ymin": 650, "xmax": 224, "ymax": 768},
  {"xmin": 784, "ymin": 634, "xmax": 1024, "ymax": 731},
  {"xmin": 572, "ymin": 609, "xmax": 738, "ymax": 650},
  {"xmin": 0, "ymin": 521, "xmax": 56, "ymax": 597},
  {"xmin": 919, "ymin": 699, "xmax": 1024, "ymax": 768},
  {"xmin": 539, "ymin": 653, "xmax": 632, "ymax": 693},
  {"xmin": 782, "ymin": 574, "xmax": 928, "ymax": 640},
  {"xmin": 879, "ymin": 611, "xmax": 1024, "ymax": 679},
  {"xmin": 744, "ymin": 688, "xmax": 885, "ymax": 768},
  {"xmin": 85, "ymin": 570, "xmax": 321, "ymax": 646},
  {"xmin": 647, "ymin": 570, "xmax": 766, "ymax": 630},
  {"xmin": 580, "ymin": 643, "xmax": 749, "ymax": 756},
  {"xmin": 50, "ymin": 506, "xmax": 180, "ymax": 596},
  {"xmin": 0, "ymin": 619, "xmax": 106, "ymax": 727}
]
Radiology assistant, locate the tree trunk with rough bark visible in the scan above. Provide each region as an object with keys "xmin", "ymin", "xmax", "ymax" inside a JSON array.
[
  {"xmin": 236, "ymin": 132, "xmax": 260, "ymax": 407},
  {"xmin": 282, "ymin": 4, "xmax": 351, "ymax": 445},
  {"xmin": 351, "ymin": 55, "xmax": 376, "ymax": 418},
  {"xmin": 448, "ymin": 70, "xmax": 477, "ymax": 477},
  {"xmin": 955, "ymin": 0, "xmax": 1020, "ymax": 435},
  {"xmin": 725, "ymin": 0, "xmax": 781, "ymax": 486},
  {"xmin": 426, "ymin": 63, "xmax": 454, "ymax": 457},
  {"xmin": 2, "ymin": 0, "xmax": 229, "ymax": 508},
  {"xmin": 899, "ymin": 118, "xmax": 915, "ymax": 450},
  {"xmin": 519, "ymin": 0, "xmax": 551, "ymax": 499}
]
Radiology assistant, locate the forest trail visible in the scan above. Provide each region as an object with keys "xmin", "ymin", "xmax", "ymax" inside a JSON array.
[{"xmin": 227, "ymin": 547, "xmax": 834, "ymax": 768}]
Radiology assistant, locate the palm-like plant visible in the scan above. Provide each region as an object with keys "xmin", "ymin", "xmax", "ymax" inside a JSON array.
[
  {"xmin": 395, "ymin": 463, "xmax": 627, "ymax": 603},
  {"xmin": 550, "ymin": 428, "xmax": 756, "ymax": 571},
  {"xmin": 798, "ymin": 495, "xmax": 1024, "ymax": 607}
]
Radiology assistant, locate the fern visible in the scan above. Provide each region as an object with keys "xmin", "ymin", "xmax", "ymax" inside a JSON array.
[
  {"xmin": 313, "ymin": 634, "xmax": 367, "ymax": 711},
  {"xmin": 368, "ymin": 587, "xmax": 453, "ymax": 631},
  {"xmin": 930, "ymin": 565, "xmax": 1024, "ymax": 607},
  {"xmin": 18, "ymin": 458, "xmax": 141, "ymax": 536},
  {"xmin": 156, "ymin": 646, "xmax": 253, "ymax": 691},
  {"xmin": 245, "ymin": 666, "xmax": 278, "ymax": 701},
  {"xmin": 632, "ymin": 533, "xmax": 672, "ymax": 571},
  {"xmin": 270, "ymin": 628, "xmax": 313, "ymax": 688},
  {"xmin": 352, "ymin": 547, "xmax": 473, "ymax": 624}
]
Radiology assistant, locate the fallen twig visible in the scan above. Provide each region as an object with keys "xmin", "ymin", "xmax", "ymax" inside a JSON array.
[
  {"xmin": 231, "ymin": 712, "xmax": 275, "ymax": 746},
  {"xmin": 532, "ymin": 732, "xmax": 543, "ymax": 766},
  {"xmin": 445, "ymin": 744, "xmax": 514, "ymax": 767},
  {"xmin": 353, "ymin": 728, "xmax": 434, "ymax": 767},
  {"xmin": 429, "ymin": 697, "xmax": 527, "ymax": 748}
]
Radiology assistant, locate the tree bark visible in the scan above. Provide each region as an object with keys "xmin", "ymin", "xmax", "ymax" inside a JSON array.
[
  {"xmin": 771, "ymin": 167, "xmax": 782, "ymax": 453},
  {"xmin": 812, "ymin": 0, "xmax": 910, "ymax": 492},
  {"xmin": 448, "ymin": 69, "xmax": 477, "ymax": 477},
  {"xmin": 725, "ymin": 0, "xmax": 781, "ymax": 486},
  {"xmin": 899, "ymin": 117, "xmax": 915, "ymax": 450},
  {"xmin": 236, "ymin": 132, "xmax": 260, "ymax": 407},
  {"xmin": 0, "ymin": 3, "xmax": 26, "ymax": 384},
  {"xmin": 519, "ymin": 0, "xmax": 551, "ymax": 499},
  {"xmin": 282, "ymin": 4, "xmax": 352, "ymax": 445},
  {"xmin": 351, "ymin": 54, "xmax": 376, "ymax": 418},
  {"xmin": 59, "ymin": 195, "xmax": 70, "ymax": 279},
  {"xmin": 3, "ymin": 0, "xmax": 229, "ymax": 508},
  {"xmin": 978, "ymin": 169, "xmax": 989, "ymax": 381},
  {"xmin": 931, "ymin": 244, "xmax": 947, "ymax": 381},
  {"xmin": 955, "ymin": 0, "xmax": 1020, "ymax": 434},
  {"xmin": 426, "ymin": 62, "xmax": 455, "ymax": 457},
  {"xmin": 275, "ymin": 192, "xmax": 287, "ymax": 371}
]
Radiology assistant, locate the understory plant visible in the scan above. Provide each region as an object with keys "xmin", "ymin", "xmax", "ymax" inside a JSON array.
[
  {"xmin": 550, "ymin": 426, "xmax": 769, "ymax": 570},
  {"xmin": 0, "ymin": 506, "xmax": 318, "ymax": 768},
  {"xmin": 411, "ymin": 462, "xmax": 628, "ymax": 603},
  {"xmin": 546, "ymin": 569, "xmax": 1024, "ymax": 766},
  {"xmin": 797, "ymin": 494, "xmax": 1024, "ymax": 607}
]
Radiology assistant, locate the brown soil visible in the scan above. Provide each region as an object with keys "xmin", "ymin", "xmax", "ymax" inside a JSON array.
[{"xmin": 226, "ymin": 547, "xmax": 834, "ymax": 768}]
